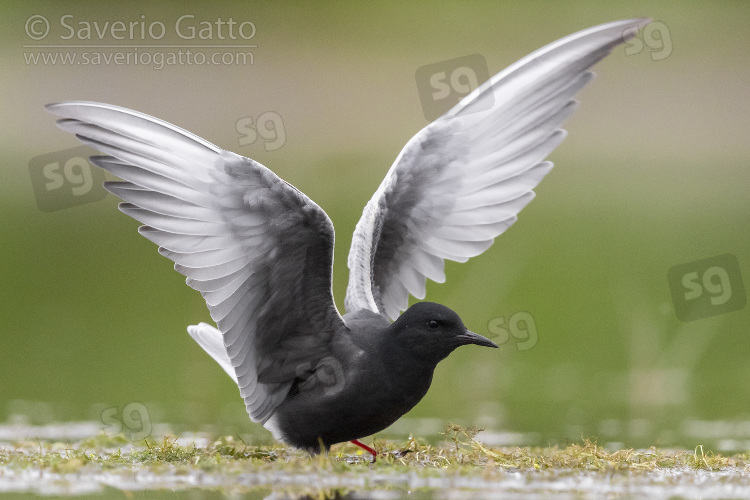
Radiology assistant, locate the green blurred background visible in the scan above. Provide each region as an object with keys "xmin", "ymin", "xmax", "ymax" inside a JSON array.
[{"xmin": 1, "ymin": 1, "xmax": 749, "ymax": 450}]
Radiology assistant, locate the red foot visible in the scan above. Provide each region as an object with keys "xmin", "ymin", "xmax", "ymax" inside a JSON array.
[{"xmin": 350, "ymin": 439, "xmax": 377, "ymax": 462}]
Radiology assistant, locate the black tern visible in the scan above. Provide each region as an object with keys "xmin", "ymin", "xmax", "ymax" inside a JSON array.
[{"xmin": 47, "ymin": 18, "xmax": 648, "ymax": 460}]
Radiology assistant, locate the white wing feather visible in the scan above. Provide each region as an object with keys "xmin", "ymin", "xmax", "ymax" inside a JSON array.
[{"xmin": 188, "ymin": 323, "xmax": 238, "ymax": 384}]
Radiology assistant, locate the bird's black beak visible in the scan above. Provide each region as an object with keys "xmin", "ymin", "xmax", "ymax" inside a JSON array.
[{"xmin": 458, "ymin": 329, "xmax": 499, "ymax": 348}]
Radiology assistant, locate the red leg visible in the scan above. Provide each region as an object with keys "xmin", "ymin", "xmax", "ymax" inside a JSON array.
[{"xmin": 350, "ymin": 439, "xmax": 377, "ymax": 461}]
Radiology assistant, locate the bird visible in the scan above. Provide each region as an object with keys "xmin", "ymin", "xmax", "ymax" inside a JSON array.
[{"xmin": 46, "ymin": 18, "xmax": 648, "ymax": 461}]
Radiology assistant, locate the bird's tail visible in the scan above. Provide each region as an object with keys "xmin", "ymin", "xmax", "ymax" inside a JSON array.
[{"xmin": 187, "ymin": 323, "xmax": 238, "ymax": 384}]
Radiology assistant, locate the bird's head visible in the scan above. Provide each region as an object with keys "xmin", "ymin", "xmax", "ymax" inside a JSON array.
[{"xmin": 389, "ymin": 302, "xmax": 498, "ymax": 362}]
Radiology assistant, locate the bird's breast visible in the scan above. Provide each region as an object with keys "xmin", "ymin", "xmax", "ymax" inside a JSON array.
[{"xmin": 272, "ymin": 356, "xmax": 435, "ymax": 450}]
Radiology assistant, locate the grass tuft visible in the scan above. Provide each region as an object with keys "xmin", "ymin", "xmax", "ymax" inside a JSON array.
[{"xmin": 2, "ymin": 424, "xmax": 749, "ymax": 479}]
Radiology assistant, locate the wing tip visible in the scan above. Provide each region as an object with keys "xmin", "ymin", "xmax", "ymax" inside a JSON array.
[
  {"xmin": 44, "ymin": 102, "xmax": 63, "ymax": 115},
  {"xmin": 45, "ymin": 100, "xmax": 108, "ymax": 117},
  {"xmin": 587, "ymin": 18, "xmax": 652, "ymax": 40}
]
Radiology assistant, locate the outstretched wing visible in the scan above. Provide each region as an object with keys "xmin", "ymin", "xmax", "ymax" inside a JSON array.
[
  {"xmin": 345, "ymin": 18, "xmax": 649, "ymax": 319},
  {"xmin": 47, "ymin": 102, "xmax": 347, "ymax": 423}
]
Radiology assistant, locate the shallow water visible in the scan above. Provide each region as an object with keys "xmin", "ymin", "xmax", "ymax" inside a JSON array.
[
  {"xmin": 4, "ymin": 456, "xmax": 750, "ymax": 499},
  {"xmin": 3, "ymin": 421, "xmax": 750, "ymax": 499}
]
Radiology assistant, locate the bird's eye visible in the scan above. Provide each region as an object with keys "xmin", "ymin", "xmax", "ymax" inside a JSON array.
[{"xmin": 428, "ymin": 320, "xmax": 440, "ymax": 329}]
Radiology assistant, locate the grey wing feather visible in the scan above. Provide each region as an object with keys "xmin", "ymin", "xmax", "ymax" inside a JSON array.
[
  {"xmin": 46, "ymin": 101, "xmax": 347, "ymax": 423},
  {"xmin": 345, "ymin": 18, "xmax": 650, "ymax": 319}
]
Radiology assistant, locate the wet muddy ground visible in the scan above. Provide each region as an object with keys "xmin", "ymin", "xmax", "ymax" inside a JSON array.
[{"xmin": 2, "ymin": 423, "xmax": 750, "ymax": 499}]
